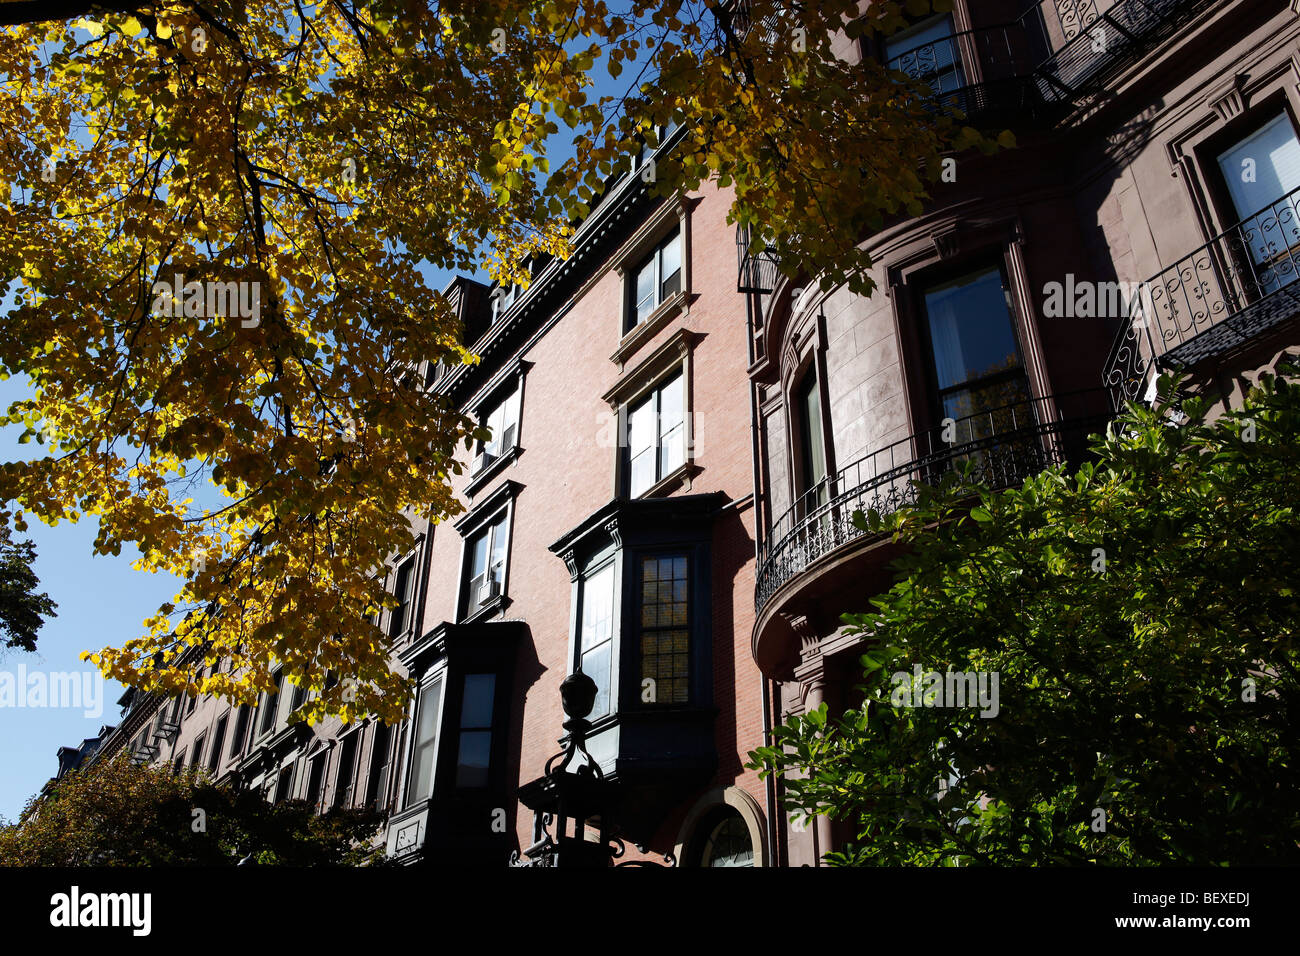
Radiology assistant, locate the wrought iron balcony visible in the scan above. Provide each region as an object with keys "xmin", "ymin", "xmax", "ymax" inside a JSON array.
[
  {"xmin": 755, "ymin": 392, "xmax": 1110, "ymax": 613},
  {"xmin": 1028, "ymin": 0, "xmax": 1218, "ymax": 101},
  {"xmin": 880, "ymin": 0, "xmax": 1218, "ymax": 115},
  {"xmin": 1105, "ymin": 185, "xmax": 1300, "ymax": 405},
  {"xmin": 885, "ymin": 21, "xmax": 1055, "ymax": 121},
  {"xmin": 737, "ymin": 223, "xmax": 782, "ymax": 295}
]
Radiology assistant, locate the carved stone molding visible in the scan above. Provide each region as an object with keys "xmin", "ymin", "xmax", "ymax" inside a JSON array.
[
  {"xmin": 1209, "ymin": 74, "xmax": 1248, "ymax": 123},
  {"xmin": 931, "ymin": 227, "xmax": 960, "ymax": 260},
  {"xmin": 782, "ymin": 612, "xmax": 821, "ymax": 659}
]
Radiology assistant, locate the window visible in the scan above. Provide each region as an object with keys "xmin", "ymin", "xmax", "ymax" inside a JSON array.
[
  {"xmin": 473, "ymin": 387, "xmax": 521, "ymax": 473},
  {"xmin": 1217, "ymin": 113, "xmax": 1300, "ymax": 221},
  {"xmin": 797, "ymin": 367, "xmax": 829, "ymax": 510},
  {"xmin": 304, "ymin": 752, "xmax": 326, "ymax": 812},
  {"xmin": 455, "ymin": 674, "xmax": 497, "ymax": 788},
  {"xmin": 405, "ymin": 677, "xmax": 444, "ymax": 805},
  {"xmin": 638, "ymin": 555, "xmax": 689, "ymax": 705},
  {"xmin": 492, "ymin": 260, "xmax": 531, "ymax": 322},
  {"xmin": 190, "ymin": 734, "xmax": 205, "ymax": 768},
  {"xmin": 920, "ymin": 265, "xmax": 1030, "ymax": 433},
  {"xmin": 365, "ymin": 722, "xmax": 393, "ymax": 810},
  {"xmin": 290, "ymin": 680, "xmax": 308, "ymax": 715},
  {"xmin": 389, "ymin": 557, "xmax": 416, "ymax": 639},
  {"xmin": 462, "ymin": 511, "xmax": 509, "ymax": 617},
  {"xmin": 334, "ymin": 732, "xmax": 360, "ymax": 808},
  {"xmin": 629, "ymin": 227, "xmax": 683, "ymax": 328},
  {"xmin": 230, "ymin": 705, "xmax": 250, "ymax": 759},
  {"xmin": 884, "ymin": 14, "xmax": 963, "ymax": 97},
  {"xmin": 173, "ymin": 751, "xmax": 186, "ymax": 774},
  {"xmin": 577, "ymin": 562, "xmax": 617, "ymax": 720},
  {"xmin": 207, "ymin": 715, "xmax": 228, "ymax": 773},
  {"xmin": 626, "ymin": 372, "xmax": 685, "ymax": 496},
  {"xmin": 1216, "ymin": 113, "xmax": 1300, "ymax": 293},
  {"xmin": 694, "ymin": 807, "xmax": 754, "ymax": 867},
  {"xmin": 258, "ymin": 672, "xmax": 284, "ymax": 737},
  {"xmin": 273, "ymin": 765, "xmax": 293, "ymax": 804}
]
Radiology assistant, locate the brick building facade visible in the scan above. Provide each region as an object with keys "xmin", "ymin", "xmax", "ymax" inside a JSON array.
[{"xmin": 51, "ymin": 0, "xmax": 1300, "ymax": 867}]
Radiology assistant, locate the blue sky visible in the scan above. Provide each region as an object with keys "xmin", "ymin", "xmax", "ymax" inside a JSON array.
[{"xmin": 0, "ymin": 373, "xmax": 185, "ymax": 821}]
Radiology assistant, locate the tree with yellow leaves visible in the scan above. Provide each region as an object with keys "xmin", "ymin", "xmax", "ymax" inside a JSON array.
[{"xmin": 0, "ymin": 0, "xmax": 992, "ymax": 723}]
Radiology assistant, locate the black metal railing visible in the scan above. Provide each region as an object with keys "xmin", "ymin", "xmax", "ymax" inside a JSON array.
[
  {"xmin": 1027, "ymin": 0, "xmax": 1214, "ymax": 101},
  {"xmin": 737, "ymin": 223, "xmax": 782, "ymax": 295},
  {"xmin": 1105, "ymin": 185, "xmax": 1300, "ymax": 405},
  {"xmin": 876, "ymin": 0, "xmax": 1216, "ymax": 114},
  {"xmin": 755, "ymin": 392, "xmax": 1110, "ymax": 612},
  {"xmin": 885, "ymin": 21, "xmax": 1052, "ymax": 120}
]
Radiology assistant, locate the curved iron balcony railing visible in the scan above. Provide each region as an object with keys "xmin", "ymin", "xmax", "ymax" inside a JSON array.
[
  {"xmin": 755, "ymin": 391, "xmax": 1112, "ymax": 613},
  {"xmin": 1105, "ymin": 185, "xmax": 1300, "ymax": 405},
  {"xmin": 885, "ymin": 21, "xmax": 1053, "ymax": 120}
]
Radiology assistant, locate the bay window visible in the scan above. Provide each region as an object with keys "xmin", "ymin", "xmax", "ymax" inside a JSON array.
[
  {"xmin": 638, "ymin": 554, "xmax": 690, "ymax": 705},
  {"xmin": 405, "ymin": 676, "xmax": 444, "ymax": 806},
  {"xmin": 577, "ymin": 561, "xmax": 618, "ymax": 720}
]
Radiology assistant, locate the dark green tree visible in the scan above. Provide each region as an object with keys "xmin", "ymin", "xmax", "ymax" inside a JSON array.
[
  {"xmin": 0, "ymin": 755, "xmax": 387, "ymax": 866},
  {"xmin": 0, "ymin": 522, "xmax": 56, "ymax": 653},
  {"xmin": 749, "ymin": 373, "xmax": 1300, "ymax": 865}
]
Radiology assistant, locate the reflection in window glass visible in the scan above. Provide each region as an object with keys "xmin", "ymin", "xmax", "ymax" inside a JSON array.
[
  {"xmin": 580, "ymin": 563, "xmax": 616, "ymax": 719},
  {"xmin": 640, "ymin": 555, "xmax": 689, "ymax": 704},
  {"xmin": 406, "ymin": 678, "xmax": 443, "ymax": 805},
  {"xmin": 699, "ymin": 810, "xmax": 754, "ymax": 867},
  {"xmin": 627, "ymin": 372, "xmax": 686, "ymax": 497},
  {"xmin": 456, "ymin": 674, "xmax": 496, "ymax": 788}
]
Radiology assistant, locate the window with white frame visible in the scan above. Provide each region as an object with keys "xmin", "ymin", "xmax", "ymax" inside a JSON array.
[
  {"xmin": 405, "ymin": 675, "xmax": 444, "ymax": 806},
  {"xmin": 1216, "ymin": 112, "xmax": 1300, "ymax": 291},
  {"xmin": 629, "ymin": 227, "xmax": 683, "ymax": 329},
  {"xmin": 333, "ymin": 730, "xmax": 360, "ymax": 808},
  {"xmin": 626, "ymin": 371, "xmax": 686, "ymax": 497},
  {"xmin": 576, "ymin": 561, "xmax": 618, "ymax": 721},
  {"xmin": 389, "ymin": 555, "xmax": 417, "ymax": 639},
  {"xmin": 257, "ymin": 671, "xmax": 284, "ymax": 737},
  {"xmin": 473, "ymin": 386, "xmax": 521, "ymax": 474},
  {"xmin": 462, "ymin": 511, "xmax": 509, "ymax": 617}
]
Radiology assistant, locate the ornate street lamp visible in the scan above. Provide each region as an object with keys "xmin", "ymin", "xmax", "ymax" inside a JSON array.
[{"xmin": 511, "ymin": 670, "xmax": 674, "ymax": 867}]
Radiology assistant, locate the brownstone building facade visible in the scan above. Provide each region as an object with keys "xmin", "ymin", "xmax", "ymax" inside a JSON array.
[
  {"xmin": 56, "ymin": 0, "xmax": 1300, "ymax": 867},
  {"xmin": 744, "ymin": 0, "xmax": 1300, "ymax": 863}
]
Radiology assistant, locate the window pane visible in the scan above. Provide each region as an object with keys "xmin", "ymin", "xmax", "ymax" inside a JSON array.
[
  {"xmin": 630, "ymin": 449, "xmax": 655, "ymax": 497},
  {"xmin": 460, "ymin": 674, "xmax": 496, "ymax": 729},
  {"xmin": 489, "ymin": 515, "xmax": 508, "ymax": 578},
  {"xmin": 800, "ymin": 373, "xmax": 827, "ymax": 489},
  {"xmin": 406, "ymin": 679, "xmax": 442, "ymax": 805},
  {"xmin": 579, "ymin": 562, "xmax": 616, "ymax": 720},
  {"xmin": 629, "ymin": 396, "xmax": 657, "ymax": 496},
  {"xmin": 639, "ymin": 555, "xmax": 689, "ymax": 704},
  {"xmin": 659, "ymin": 422, "xmax": 685, "ymax": 477},
  {"xmin": 923, "ymin": 268, "xmax": 1022, "ymax": 393},
  {"xmin": 885, "ymin": 14, "xmax": 963, "ymax": 92},
  {"xmin": 469, "ymin": 531, "xmax": 489, "ymax": 581},
  {"xmin": 582, "ymin": 563, "xmax": 616, "ymax": 649},
  {"xmin": 390, "ymin": 559, "xmax": 414, "ymax": 637},
  {"xmin": 582, "ymin": 641, "xmax": 612, "ymax": 719},
  {"xmin": 659, "ymin": 373, "xmax": 683, "ymax": 435},
  {"xmin": 635, "ymin": 257, "xmax": 656, "ymax": 324},
  {"xmin": 659, "ymin": 231, "xmax": 682, "ymax": 300},
  {"xmin": 456, "ymin": 730, "xmax": 493, "ymax": 788},
  {"xmin": 1217, "ymin": 114, "xmax": 1300, "ymax": 221},
  {"xmin": 628, "ymin": 395, "xmax": 655, "ymax": 456}
]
